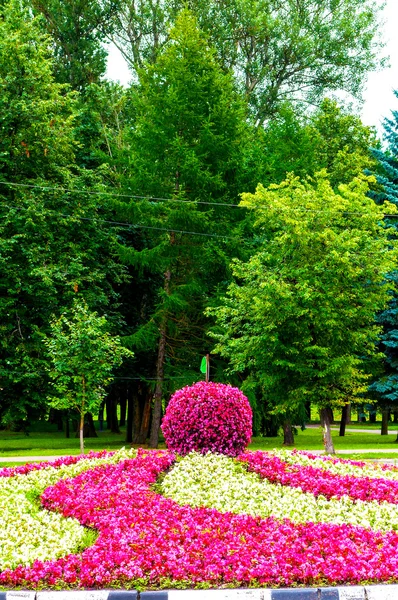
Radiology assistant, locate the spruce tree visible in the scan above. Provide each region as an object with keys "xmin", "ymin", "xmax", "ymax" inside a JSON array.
[{"xmin": 368, "ymin": 92, "xmax": 398, "ymax": 427}]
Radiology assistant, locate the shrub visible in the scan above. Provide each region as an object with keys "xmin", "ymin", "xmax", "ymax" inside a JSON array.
[{"xmin": 161, "ymin": 381, "xmax": 252, "ymax": 456}]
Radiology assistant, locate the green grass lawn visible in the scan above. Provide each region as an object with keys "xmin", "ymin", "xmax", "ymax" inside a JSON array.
[
  {"xmin": 1, "ymin": 419, "xmax": 398, "ymax": 463},
  {"xmin": 250, "ymin": 427, "xmax": 398, "ymax": 451},
  {"xmin": 0, "ymin": 422, "xmax": 134, "ymax": 457}
]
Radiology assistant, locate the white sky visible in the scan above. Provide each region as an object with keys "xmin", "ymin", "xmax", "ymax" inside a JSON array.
[
  {"xmin": 361, "ymin": 0, "xmax": 398, "ymax": 135},
  {"xmin": 106, "ymin": 0, "xmax": 398, "ymax": 138}
]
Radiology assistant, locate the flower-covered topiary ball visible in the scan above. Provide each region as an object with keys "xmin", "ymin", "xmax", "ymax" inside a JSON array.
[{"xmin": 161, "ymin": 381, "xmax": 252, "ymax": 457}]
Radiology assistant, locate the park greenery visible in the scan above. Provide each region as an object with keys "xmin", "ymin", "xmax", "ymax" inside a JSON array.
[
  {"xmin": 1, "ymin": 0, "xmax": 398, "ymax": 453},
  {"xmin": 44, "ymin": 301, "xmax": 133, "ymax": 453}
]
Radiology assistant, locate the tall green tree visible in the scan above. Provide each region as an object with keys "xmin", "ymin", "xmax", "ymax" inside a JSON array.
[
  {"xmin": 240, "ymin": 99, "xmax": 378, "ymax": 194},
  {"xmin": 113, "ymin": 0, "xmax": 385, "ymax": 122},
  {"xmin": 367, "ymin": 91, "xmax": 398, "ymax": 430},
  {"xmin": 114, "ymin": 10, "xmax": 248, "ymax": 447},
  {"xmin": 209, "ymin": 172, "xmax": 397, "ymax": 453},
  {"xmin": 0, "ymin": 0, "xmax": 126, "ymax": 428},
  {"xmin": 44, "ymin": 301, "xmax": 132, "ymax": 453},
  {"xmin": 31, "ymin": 0, "xmax": 121, "ymax": 90}
]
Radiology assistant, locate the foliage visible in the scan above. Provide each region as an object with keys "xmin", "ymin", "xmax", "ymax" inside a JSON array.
[
  {"xmin": 209, "ymin": 172, "xmax": 398, "ymax": 423},
  {"xmin": 32, "ymin": 0, "xmax": 121, "ymax": 90},
  {"xmin": 161, "ymin": 381, "xmax": 252, "ymax": 457},
  {"xmin": 44, "ymin": 301, "xmax": 133, "ymax": 452},
  {"xmin": 240, "ymin": 99, "xmax": 378, "ymax": 194},
  {"xmin": 367, "ymin": 92, "xmax": 398, "ymax": 411},
  {"xmin": 113, "ymin": 0, "xmax": 385, "ymax": 121}
]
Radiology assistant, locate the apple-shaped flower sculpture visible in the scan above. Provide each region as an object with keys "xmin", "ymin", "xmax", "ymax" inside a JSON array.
[{"xmin": 161, "ymin": 381, "xmax": 252, "ymax": 457}]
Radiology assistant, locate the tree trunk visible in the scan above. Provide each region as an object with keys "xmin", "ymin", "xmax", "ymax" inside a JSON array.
[
  {"xmin": 320, "ymin": 407, "xmax": 335, "ymax": 454},
  {"xmin": 126, "ymin": 387, "xmax": 134, "ymax": 444},
  {"xmin": 79, "ymin": 413, "xmax": 85, "ymax": 454},
  {"xmin": 132, "ymin": 390, "xmax": 143, "ymax": 444},
  {"xmin": 282, "ymin": 420, "xmax": 294, "ymax": 446},
  {"xmin": 381, "ymin": 409, "xmax": 389, "ymax": 435},
  {"xmin": 84, "ymin": 412, "xmax": 98, "ymax": 438},
  {"xmin": 345, "ymin": 403, "xmax": 351, "ymax": 424},
  {"xmin": 106, "ymin": 395, "xmax": 120, "ymax": 433},
  {"xmin": 110, "ymin": 397, "xmax": 120, "ymax": 434},
  {"xmin": 80, "ymin": 376, "xmax": 85, "ymax": 454},
  {"xmin": 119, "ymin": 395, "xmax": 127, "ymax": 427},
  {"xmin": 65, "ymin": 411, "xmax": 70, "ymax": 439},
  {"xmin": 138, "ymin": 395, "xmax": 152, "ymax": 444},
  {"xmin": 149, "ymin": 269, "xmax": 170, "ymax": 448},
  {"xmin": 339, "ymin": 404, "xmax": 349, "ymax": 437},
  {"xmin": 105, "ymin": 396, "xmax": 112, "ymax": 430},
  {"xmin": 325, "ymin": 406, "xmax": 334, "ymax": 424}
]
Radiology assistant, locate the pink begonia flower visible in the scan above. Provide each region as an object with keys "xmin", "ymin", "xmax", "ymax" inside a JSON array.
[
  {"xmin": 239, "ymin": 451, "xmax": 398, "ymax": 504},
  {"xmin": 2, "ymin": 450, "xmax": 398, "ymax": 589},
  {"xmin": 161, "ymin": 381, "xmax": 252, "ymax": 457}
]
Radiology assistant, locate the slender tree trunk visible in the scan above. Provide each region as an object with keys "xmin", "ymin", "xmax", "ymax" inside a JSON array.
[
  {"xmin": 132, "ymin": 392, "xmax": 143, "ymax": 444},
  {"xmin": 346, "ymin": 403, "xmax": 351, "ymax": 424},
  {"xmin": 65, "ymin": 411, "xmax": 70, "ymax": 439},
  {"xmin": 149, "ymin": 267, "xmax": 171, "ymax": 448},
  {"xmin": 119, "ymin": 395, "xmax": 127, "ymax": 427},
  {"xmin": 381, "ymin": 409, "xmax": 389, "ymax": 435},
  {"xmin": 85, "ymin": 412, "xmax": 98, "ymax": 437},
  {"xmin": 80, "ymin": 376, "xmax": 85, "ymax": 454},
  {"xmin": 138, "ymin": 395, "xmax": 152, "ymax": 444},
  {"xmin": 110, "ymin": 397, "xmax": 120, "ymax": 434},
  {"xmin": 282, "ymin": 420, "xmax": 294, "ymax": 446},
  {"xmin": 320, "ymin": 407, "xmax": 335, "ymax": 454},
  {"xmin": 126, "ymin": 387, "xmax": 134, "ymax": 444},
  {"xmin": 79, "ymin": 414, "xmax": 85, "ymax": 454},
  {"xmin": 149, "ymin": 320, "xmax": 167, "ymax": 448},
  {"xmin": 339, "ymin": 404, "xmax": 349, "ymax": 437},
  {"xmin": 106, "ymin": 397, "xmax": 112, "ymax": 430}
]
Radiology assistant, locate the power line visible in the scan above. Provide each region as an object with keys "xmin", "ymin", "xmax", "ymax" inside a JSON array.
[
  {"xmin": 0, "ymin": 371, "xmax": 199, "ymax": 382},
  {"xmin": 0, "ymin": 180, "xmax": 242, "ymax": 208},
  {"xmin": 0, "ymin": 204, "xmax": 240, "ymax": 240},
  {"xmin": 1, "ymin": 178, "xmax": 398, "ymax": 218}
]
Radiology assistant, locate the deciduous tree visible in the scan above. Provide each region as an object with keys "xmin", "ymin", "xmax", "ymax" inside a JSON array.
[
  {"xmin": 113, "ymin": 0, "xmax": 385, "ymax": 122},
  {"xmin": 44, "ymin": 301, "xmax": 132, "ymax": 453},
  {"xmin": 209, "ymin": 172, "xmax": 397, "ymax": 453}
]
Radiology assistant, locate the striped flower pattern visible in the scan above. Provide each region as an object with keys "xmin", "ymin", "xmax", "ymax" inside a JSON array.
[{"xmin": 2, "ymin": 449, "xmax": 398, "ymax": 589}]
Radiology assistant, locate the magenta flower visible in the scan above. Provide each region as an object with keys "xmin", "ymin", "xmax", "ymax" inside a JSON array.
[{"xmin": 161, "ymin": 381, "xmax": 252, "ymax": 456}]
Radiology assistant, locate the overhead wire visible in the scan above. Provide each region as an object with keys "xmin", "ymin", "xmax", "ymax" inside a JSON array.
[
  {"xmin": 0, "ymin": 180, "xmax": 242, "ymax": 208},
  {"xmin": 1, "ymin": 178, "xmax": 398, "ymax": 218}
]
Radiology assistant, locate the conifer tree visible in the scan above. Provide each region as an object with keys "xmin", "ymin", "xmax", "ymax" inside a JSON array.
[
  {"xmin": 368, "ymin": 92, "xmax": 398, "ymax": 428},
  {"xmin": 114, "ymin": 10, "xmax": 247, "ymax": 446}
]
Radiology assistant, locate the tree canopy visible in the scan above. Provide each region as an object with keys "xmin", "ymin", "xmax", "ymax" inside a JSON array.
[
  {"xmin": 0, "ymin": 0, "xmax": 394, "ymax": 446},
  {"xmin": 208, "ymin": 173, "xmax": 398, "ymax": 451}
]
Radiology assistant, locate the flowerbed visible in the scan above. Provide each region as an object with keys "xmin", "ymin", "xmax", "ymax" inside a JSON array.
[{"xmin": 2, "ymin": 448, "xmax": 398, "ymax": 590}]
